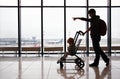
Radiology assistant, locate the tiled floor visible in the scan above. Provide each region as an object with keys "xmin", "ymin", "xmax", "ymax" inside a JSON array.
[{"xmin": 0, "ymin": 55, "xmax": 120, "ymax": 79}]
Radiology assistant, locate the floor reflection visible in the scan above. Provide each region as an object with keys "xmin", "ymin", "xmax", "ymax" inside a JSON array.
[
  {"xmin": 57, "ymin": 68, "xmax": 85, "ymax": 79},
  {"xmin": 57, "ymin": 57, "xmax": 111, "ymax": 79},
  {"xmin": 1, "ymin": 56, "xmax": 119, "ymax": 79},
  {"xmin": 90, "ymin": 66, "xmax": 110, "ymax": 79},
  {"xmin": 18, "ymin": 57, "xmax": 22, "ymax": 79}
]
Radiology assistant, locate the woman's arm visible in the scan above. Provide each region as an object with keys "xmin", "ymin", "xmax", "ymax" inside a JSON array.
[
  {"xmin": 73, "ymin": 17, "xmax": 91, "ymax": 22},
  {"xmin": 83, "ymin": 26, "xmax": 92, "ymax": 35}
]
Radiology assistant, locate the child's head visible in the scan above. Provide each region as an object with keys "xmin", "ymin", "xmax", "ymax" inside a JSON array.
[{"xmin": 67, "ymin": 37, "xmax": 74, "ymax": 44}]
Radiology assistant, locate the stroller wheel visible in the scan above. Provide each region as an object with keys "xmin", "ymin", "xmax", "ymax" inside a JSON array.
[
  {"xmin": 75, "ymin": 58, "xmax": 84, "ymax": 69},
  {"xmin": 75, "ymin": 65, "xmax": 80, "ymax": 69}
]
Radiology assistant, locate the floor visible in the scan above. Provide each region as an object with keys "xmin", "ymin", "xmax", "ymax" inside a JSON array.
[{"xmin": 0, "ymin": 55, "xmax": 120, "ymax": 79}]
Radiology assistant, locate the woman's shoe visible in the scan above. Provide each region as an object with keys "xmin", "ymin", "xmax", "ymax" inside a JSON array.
[
  {"xmin": 89, "ymin": 63, "xmax": 98, "ymax": 67},
  {"xmin": 106, "ymin": 59, "xmax": 109, "ymax": 66}
]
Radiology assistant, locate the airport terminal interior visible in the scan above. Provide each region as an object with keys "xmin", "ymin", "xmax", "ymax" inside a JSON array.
[{"xmin": 0, "ymin": 0, "xmax": 120, "ymax": 79}]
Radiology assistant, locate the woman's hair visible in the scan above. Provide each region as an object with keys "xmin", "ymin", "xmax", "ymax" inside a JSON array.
[{"xmin": 67, "ymin": 37, "xmax": 74, "ymax": 44}]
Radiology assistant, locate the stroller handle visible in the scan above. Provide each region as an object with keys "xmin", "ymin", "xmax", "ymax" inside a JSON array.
[
  {"xmin": 76, "ymin": 30, "xmax": 83, "ymax": 35},
  {"xmin": 74, "ymin": 30, "xmax": 83, "ymax": 44}
]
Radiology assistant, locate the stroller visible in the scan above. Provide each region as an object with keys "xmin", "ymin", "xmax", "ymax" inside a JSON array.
[{"xmin": 58, "ymin": 30, "xmax": 85, "ymax": 69}]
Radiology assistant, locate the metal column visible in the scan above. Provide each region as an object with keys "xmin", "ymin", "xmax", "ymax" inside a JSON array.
[
  {"xmin": 64, "ymin": 0, "xmax": 67, "ymax": 53},
  {"xmin": 18, "ymin": 0, "xmax": 22, "ymax": 57},
  {"xmin": 86, "ymin": 0, "xmax": 89, "ymax": 57},
  {"xmin": 41, "ymin": 0, "xmax": 44, "ymax": 57},
  {"xmin": 107, "ymin": 0, "xmax": 111, "ymax": 56}
]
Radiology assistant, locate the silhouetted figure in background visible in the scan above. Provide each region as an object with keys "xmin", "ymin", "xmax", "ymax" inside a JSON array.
[{"xmin": 73, "ymin": 9, "xmax": 109, "ymax": 67}]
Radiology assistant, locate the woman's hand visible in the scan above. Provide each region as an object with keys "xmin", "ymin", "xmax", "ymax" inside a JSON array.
[
  {"xmin": 78, "ymin": 30, "xmax": 85, "ymax": 36},
  {"xmin": 72, "ymin": 17, "xmax": 80, "ymax": 20}
]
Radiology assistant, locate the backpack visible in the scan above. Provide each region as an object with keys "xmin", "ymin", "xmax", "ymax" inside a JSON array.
[{"xmin": 99, "ymin": 19, "xmax": 107, "ymax": 36}]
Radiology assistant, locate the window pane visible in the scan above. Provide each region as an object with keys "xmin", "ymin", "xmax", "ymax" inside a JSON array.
[
  {"xmin": 43, "ymin": 0, "xmax": 64, "ymax": 6},
  {"xmin": 66, "ymin": 0, "xmax": 86, "ymax": 6},
  {"xmin": 111, "ymin": 0, "xmax": 120, "ymax": 6},
  {"xmin": 89, "ymin": 0, "xmax": 107, "ymax": 6},
  {"xmin": 66, "ymin": 8, "xmax": 86, "ymax": 46},
  {"xmin": 111, "ymin": 8, "xmax": 120, "ymax": 46},
  {"xmin": 93, "ymin": 8, "xmax": 107, "ymax": 22},
  {"xmin": 21, "ymin": 0, "xmax": 41, "ymax": 6},
  {"xmin": 43, "ymin": 8, "xmax": 64, "ymax": 49},
  {"xmin": 0, "ymin": 8, "xmax": 18, "ymax": 47},
  {"xmin": 21, "ymin": 8, "xmax": 41, "ymax": 47},
  {"xmin": 0, "ymin": 0, "xmax": 17, "ymax": 6}
]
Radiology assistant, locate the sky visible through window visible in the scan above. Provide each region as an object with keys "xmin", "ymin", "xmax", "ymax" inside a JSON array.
[{"xmin": 0, "ymin": 0, "xmax": 120, "ymax": 47}]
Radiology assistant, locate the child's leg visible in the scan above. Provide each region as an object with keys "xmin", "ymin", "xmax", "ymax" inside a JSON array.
[
  {"xmin": 57, "ymin": 52, "xmax": 69, "ymax": 63},
  {"xmin": 61, "ymin": 52, "xmax": 68, "ymax": 60}
]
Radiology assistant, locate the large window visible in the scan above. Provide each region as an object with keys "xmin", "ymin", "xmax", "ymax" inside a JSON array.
[
  {"xmin": 0, "ymin": 8, "xmax": 18, "ymax": 47},
  {"xmin": 66, "ymin": 0, "xmax": 86, "ymax": 6},
  {"xmin": 21, "ymin": 0, "xmax": 41, "ymax": 6},
  {"xmin": 0, "ymin": 0, "xmax": 120, "ymax": 56},
  {"xmin": 111, "ymin": 0, "xmax": 120, "ymax": 6},
  {"xmin": 0, "ymin": 8, "xmax": 18, "ymax": 56},
  {"xmin": 21, "ymin": 8, "xmax": 41, "ymax": 47},
  {"xmin": 111, "ymin": 8, "xmax": 120, "ymax": 46},
  {"xmin": 0, "ymin": 0, "xmax": 17, "ymax": 6},
  {"xmin": 89, "ymin": 0, "xmax": 107, "ymax": 6},
  {"xmin": 43, "ymin": 0, "xmax": 64, "ymax": 6},
  {"xmin": 43, "ymin": 8, "xmax": 64, "ymax": 48},
  {"xmin": 66, "ymin": 8, "xmax": 86, "ymax": 46}
]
